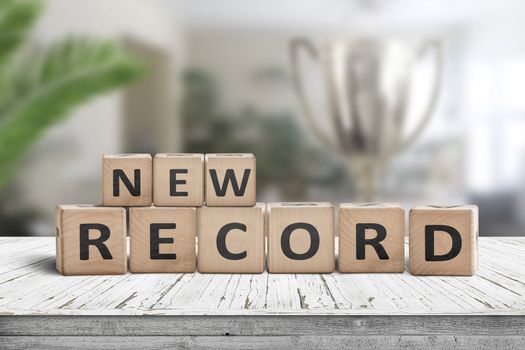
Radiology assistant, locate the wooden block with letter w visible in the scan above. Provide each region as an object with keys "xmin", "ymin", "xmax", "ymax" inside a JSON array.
[{"xmin": 205, "ymin": 153, "xmax": 256, "ymax": 207}]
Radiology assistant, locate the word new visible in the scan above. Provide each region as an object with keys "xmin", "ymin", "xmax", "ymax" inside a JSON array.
[{"xmin": 56, "ymin": 153, "xmax": 478, "ymax": 276}]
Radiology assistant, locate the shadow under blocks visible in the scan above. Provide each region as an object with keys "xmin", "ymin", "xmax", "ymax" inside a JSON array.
[{"xmin": 55, "ymin": 153, "xmax": 478, "ymax": 276}]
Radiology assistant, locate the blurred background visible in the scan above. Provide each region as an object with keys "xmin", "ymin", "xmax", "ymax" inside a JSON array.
[{"xmin": 1, "ymin": 0, "xmax": 524, "ymax": 237}]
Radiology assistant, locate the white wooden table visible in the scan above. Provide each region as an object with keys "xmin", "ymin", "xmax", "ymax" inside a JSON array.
[{"xmin": 1, "ymin": 237, "xmax": 524, "ymax": 349}]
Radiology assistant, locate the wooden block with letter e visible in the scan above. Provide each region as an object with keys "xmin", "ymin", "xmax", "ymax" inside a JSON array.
[
  {"xmin": 55, "ymin": 205, "xmax": 126, "ymax": 275},
  {"xmin": 129, "ymin": 206, "xmax": 196, "ymax": 273},
  {"xmin": 409, "ymin": 205, "xmax": 478, "ymax": 276},
  {"xmin": 198, "ymin": 203, "xmax": 265, "ymax": 273},
  {"xmin": 205, "ymin": 153, "xmax": 256, "ymax": 207},
  {"xmin": 153, "ymin": 153, "xmax": 204, "ymax": 207},
  {"xmin": 267, "ymin": 202, "xmax": 335, "ymax": 273},
  {"xmin": 102, "ymin": 153, "xmax": 152, "ymax": 206},
  {"xmin": 339, "ymin": 203, "xmax": 404, "ymax": 273}
]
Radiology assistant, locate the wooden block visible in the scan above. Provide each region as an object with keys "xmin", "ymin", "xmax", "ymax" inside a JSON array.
[
  {"xmin": 339, "ymin": 203, "xmax": 404, "ymax": 273},
  {"xmin": 102, "ymin": 154, "xmax": 152, "ymax": 206},
  {"xmin": 267, "ymin": 202, "xmax": 334, "ymax": 273},
  {"xmin": 205, "ymin": 153, "xmax": 256, "ymax": 207},
  {"xmin": 55, "ymin": 205, "xmax": 126, "ymax": 275},
  {"xmin": 153, "ymin": 153, "xmax": 204, "ymax": 207},
  {"xmin": 129, "ymin": 206, "xmax": 196, "ymax": 273},
  {"xmin": 409, "ymin": 205, "xmax": 478, "ymax": 276},
  {"xmin": 197, "ymin": 204, "xmax": 265, "ymax": 273}
]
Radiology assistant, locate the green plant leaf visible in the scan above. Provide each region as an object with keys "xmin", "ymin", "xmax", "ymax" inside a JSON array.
[
  {"xmin": 0, "ymin": 37, "xmax": 144, "ymax": 185},
  {"xmin": 0, "ymin": 0, "xmax": 42, "ymax": 90}
]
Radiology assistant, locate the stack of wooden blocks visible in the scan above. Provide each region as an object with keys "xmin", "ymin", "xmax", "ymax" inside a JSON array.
[{"xmin": 56, "ymin": 153, "xmax": 478, "ymax": 276}]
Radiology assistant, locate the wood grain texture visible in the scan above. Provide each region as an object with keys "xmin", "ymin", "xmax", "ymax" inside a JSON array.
[
  {"xmin": 129, "ymin": 207, "xmax": 196, "ymax": 273},
  {"xmin": 1, "ymin": 237, "xmax": 524, "ymax": 316},
  {"xmin": 267, "ymin": 203, "xmax": 335, "ymax": 273},
  {"xmin": 339, "ymin": 203, "xmax": 404, "ymax": 273},
  {"xmin": 153, "ymin": 153, "xmax": 204, "ymax": 207},
  {"xmin": 409, "ymin": 205, "xmax": 478, "ymax": 276},
  {"xmin": 55, "ymin": 206, "xmax": 126, "ymax": 275},
  {"xmin": 204, "ymin": 153, "xmax": 256, "ymax": 207},
  {"xmin": 198, "ymin": 204, "xmax": 265, "ymax": 273},
  {"xmin": 102, "ymin": 153, "xmax": 152, "ymax": 206}
]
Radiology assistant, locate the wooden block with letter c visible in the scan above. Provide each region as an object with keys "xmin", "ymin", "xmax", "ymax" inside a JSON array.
[
  {"xmin": 409, "ymin": 205, "xmax": 478, "ymax": 276},
  {"xmin": 197, "ymin": 203, "xmax": 265, "ymax": 273},
  {"xmin": 129, "ymin": 206, "xmax": 196, "ymax": 273},
  {"xmin": 267, "ymin": 202, "xmax": 335, "ymax": 273},
  {"xmin": 55, "ymin": 205, "xmax": 127, "ymax": 275},
  {"xmin": 339, "ymin": 203, "xmax": 405, "ymax": 273}
]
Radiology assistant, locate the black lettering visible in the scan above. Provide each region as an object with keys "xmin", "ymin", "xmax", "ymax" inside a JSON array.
[
  {"xmin": 113, "ymin": 169, "xmax": 141, "ymax": 197},
  {"xmin": 216, "ymin": 223, "xmax": 248, "ymax": 260},
  {"xmin": 425, "ymin": 225, "xmax": 462, "ymax": 261},
  {"xmin": 79, "ymin": 223, "xmax": 113, "ymax": 260},
  {"xmin": 209, "ymin": 169, "xmax": 251, "ymax": 197},
  {"xmin": 281, "ymin": 222, "xmax": 319, "ymax": 260},
  {"xmin": 170, "ymin": 169, "xmax": 188, "ymax": 197},
  {"xmin": 150, "ymin": 223, "xmax": 177, "ymax": 260},
  {"xmin": 356, "ymin": 223, "xmax": 389, "ymax": 260}
]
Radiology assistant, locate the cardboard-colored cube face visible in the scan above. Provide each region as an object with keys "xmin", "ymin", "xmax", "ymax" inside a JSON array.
[
  {"xmin": 339, "ymin": 203, "xmax": 405, "ymax": 273},
  {"xmin": 409, "ymin": 205, "xmax": 478, "ymax": 276},
  {"xmin": 153, "ymin": 153, "xmax": 204, "ymax": 207},
  {"xmin": 129, "ymin": 207, "xmax": 196, "ymax": 273},
  {"xmin": 102, "ymin": 154, "xmax": 152, "ymax": 206},
  {"xmin": 55, "ymin": 205, "xmax": 127, "ymax": 275},
  {"xmin": 267, "ymin": 203, "xmax": 335, "ymax": 273},
  {"xmin": 198, "ymin": 204, "xmax": 265, "ymax": 273},
  {"xmin": 205, "ymin": 153, "xmax": 256, "ymax": 207}
]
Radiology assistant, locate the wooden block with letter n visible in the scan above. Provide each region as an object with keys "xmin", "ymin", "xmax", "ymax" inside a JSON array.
[
  {"xmin": 153, "ymin": 153, "xmax": 204, "ymax": 207},
  {"xmin": 267, "ymin": 202, "xmax": 335, "ymax": 273},
  {"xmin": 197, "ymin": 203, "xmax": 265, "ymax": 273},
  {"xmin": 409, "ymin": 205, "xmax": 478, "ymax": 276},
  {"xmin": 339, "ymin": 203, "xmax": 405, "ymax": 273},
  {"xmin": 205, "ymin": 153, "xmax": 256, "ymax": 207},
  {"xmin": 55, "ymin": 205, "xmax": 126, "ymax": 275},
  {"xmin": 129, "ymin": 206, "xmax": 196, "ymax": 273},
  {"xmin": 102, "ymin": 153, "xmax": 152, "ymax": 206}
]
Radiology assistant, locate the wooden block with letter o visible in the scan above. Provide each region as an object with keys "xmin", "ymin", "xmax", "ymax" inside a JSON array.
[
  {"xmin": 267, "ymin": 202, "xmax": 334, "ymax": 273},
  {"xmin": 129, "ymin": 206, "xmax": 196, "ymax": 273},
  {"xmin": 409, "ymin": 205, "xmax": 478, "ymax": 276},
  {"xmin": 205, "ymin": 153, "xmax": 256, "ymax": 207},
  {"xmin": 339, "ymin": 203, "xmax": 404, "ymax": 273},
  {"xmin": 55, "ymin": 205, "xmax": 127, "ymax": 275},
  {"xmin": 102, "ymin": 153, "xmax": 152, "ymax": 206},
  {"xmin": 153, "ymin": 153, "xmax": 204, "ymax": 207},
  {"xmin": 198, "ymin": 203, "xmax": 265, "ymax": 273}
]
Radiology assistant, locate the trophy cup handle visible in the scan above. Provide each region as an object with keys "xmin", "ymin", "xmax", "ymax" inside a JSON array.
[
  {"xmin": 290, "ymin": 38, "xmax": 339, "ymax": 151},
  {"xmin": 397, "ymin": 39, "xmax": 443, "ymax": 153}
]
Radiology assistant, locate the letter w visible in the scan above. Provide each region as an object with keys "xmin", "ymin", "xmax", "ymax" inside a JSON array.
[{"xmin": 209, "ymin": 169, "xmax": 251, "ymax": 197}]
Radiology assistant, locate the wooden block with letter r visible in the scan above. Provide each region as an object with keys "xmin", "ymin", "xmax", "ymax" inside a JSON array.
[
  {"xmin": 205, "ymin": 153, "xmax": 256, "ymax": 207},
  {"xmin": 339, "ymin": 203, "xmax": 405, "ymax": 273},
  {"xmin": 129, "ymin": 206, "xmax": 196, "ymax": 273},
  {"xmin": 409, "ymin": 205, "xmax": 478, "ymax": 276},
  {"xmin": 102, "ymin": 153, "xmax": 152, "ymax": 206},
  {"xmin": 267, "ymin": 202, "xmax": 335, "ymax": 273},
  {"xmin": 153, "ymin": 153, "xmax": 204, "ymax": 207},
  {"xmin": 55, "ymin": 205, "xmax": 127, "ymax": 275},
  {"xmin": 198, "ymin": 203, "xmax": 265, "ymax": 273}
]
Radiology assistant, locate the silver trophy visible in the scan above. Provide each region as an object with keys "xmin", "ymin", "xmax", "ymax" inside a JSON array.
[{"xmin": 290, "ymin": 38, "xmax": 442, "ymax": 200}]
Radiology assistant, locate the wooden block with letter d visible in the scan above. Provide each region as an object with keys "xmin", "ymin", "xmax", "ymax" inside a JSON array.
[
  {"xmin": 55, "ymin": 205, "xmax": 127, "ymax": 275},
  {"xmin": 409, "ymin": 205, "xmax": 478, "ymax": 276},
  {"xmin": 267, "ymin": 202, "xmax": 335, "ymax": 273},
  {"xmin": 339, "ymin": 203, "xmax": 404, "ymax": 273},
  {"xmin": 205, "ymin": 153, "xmax": 256, "ymax": 207},
  {"xmin": 197, "ymin": 203, "xmax": 265, "ymax": 273},
  {"xmin": 129, "ymin": 206, "xmax": 196, "ymax": 273},
  {"xmin": 153, "ymin": 153, "xmax": 204, "ymax": 207},
  {"xmin": 102, "ymin": 153, "xmax": 152, "ymax": 206}
]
